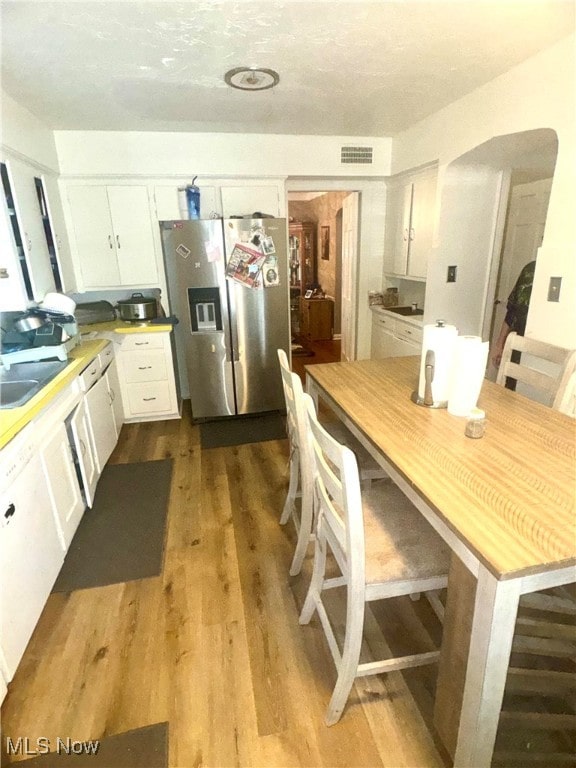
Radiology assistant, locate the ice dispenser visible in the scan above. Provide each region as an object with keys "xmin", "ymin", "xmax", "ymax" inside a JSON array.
[{"xmin": 188, "ymin": 287, "xmax": 222, "ymax": 333}]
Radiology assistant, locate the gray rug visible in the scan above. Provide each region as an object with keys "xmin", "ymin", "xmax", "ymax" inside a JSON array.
[
  {"xmin": 200, "ymin": 411, "xmax": 287, "ymax": 448},
  {"xmin": 52, "ymin": 460, "xmax": 173, "ymax": 593},
  {"xmin": 2, "ymin": 722, "xmax": 168, "ymax": 767}
]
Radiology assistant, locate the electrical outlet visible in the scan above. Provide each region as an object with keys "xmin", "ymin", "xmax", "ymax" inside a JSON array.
[
  {"xmin": 447, "ymin": 265, "xmax": 457, "ymax": 283},
  {"xmin": 548, "ymin": 276, "xmax": 562, "ymax": 302}
]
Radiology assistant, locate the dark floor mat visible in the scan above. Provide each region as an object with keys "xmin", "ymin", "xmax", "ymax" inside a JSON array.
[
  {"xmin": 291, "ymin": 343, "xmax": 315, "ymax": 357},
  {"xmin": 2, "ymin": 722, "xmax": 168, "ymax": 767},
  {"xmin": 52, "ymin": 460, "xmax": 173, "ymax": 593},
  {"xmin": 199, "ymin": 412, "xmax": 287, "ymax": 448}
]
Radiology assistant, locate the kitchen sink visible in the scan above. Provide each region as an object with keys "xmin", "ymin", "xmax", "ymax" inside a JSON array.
[
  {"xmin": 386, "ymin": 306, "xmax": 424, "ymax": 316},
  {"xmin": 0, "ymin": 360, "xmax": 70, "ymax": 409}
]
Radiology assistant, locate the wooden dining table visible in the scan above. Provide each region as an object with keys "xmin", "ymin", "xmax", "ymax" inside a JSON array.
[{"xmin": 305, "ymin": 356, "xmax": 576, "ymax": 768}]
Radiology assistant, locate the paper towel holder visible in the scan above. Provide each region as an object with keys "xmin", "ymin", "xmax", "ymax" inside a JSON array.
[{"xmin": 411, "ymin": 347, "xmax": 449, "ymax": 408}]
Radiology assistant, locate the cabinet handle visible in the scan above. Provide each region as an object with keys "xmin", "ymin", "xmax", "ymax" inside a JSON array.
[
  {"xmin": 79, "ymin": 439, "xmax": 87, "ymax": 457},
  {"xmin": 409, "ymin": 227, "xmax": 415, "ymax": 241},
  {"xmin": 108, "ymin": 235, "xmax": 113, "ymax": 249},
  {"xmin": 110, "ymin": 388, "xmax": 116, "ymax": 402},
  {"xmin": 4, "ymin": 503, "xmax": 15, "ymax": 521},
  {"xmin": 116, "ymin": 235, "xmax": 121, "ymax": 248},
  {"xmin": 25, "ymin": 233, "xmax": 32, "ymax": 251},
  {"xmin": 143, "ymin": 397, "xmax": 157, "ymax": 402},
  {"xmin": 135, "ymin": 342, "xmax": 149, "ymax": 346},
  {"xmin": 138, "ymin": 366, "xmax": 152, "ymax": 370},
  {"xmin": 403, "ymin": 228, "xmax": 408, "ymax": 241}
]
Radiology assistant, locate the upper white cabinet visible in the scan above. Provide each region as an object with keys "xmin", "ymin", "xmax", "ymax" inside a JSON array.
[
  {"xmin": 153, "ymin": 181, "xmax": 282, "ymax": 221},
  {"xmin": 41, "ymin": 175, "xmax": 77, "ymax": 293},
  {"xmin": 220, "ymin": 185, "xmax": 281, "ymax": 217},
  {"xmin": 153, "ymin": 184, "xmax": 219, "ymax": 221},
  {"xmin": 66, "ymin": 185, "xmax": 158, "ymax": 289},
  {"xmin": 0, "ymin": 157, "xmax": 57, "ymax": 308},
  {"xmin": 384, "ymin": 166, "xmax": 437, "ymax": 279}
]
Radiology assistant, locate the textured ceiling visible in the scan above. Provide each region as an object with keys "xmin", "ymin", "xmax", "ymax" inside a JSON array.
[{"xmin": 1, "ymin": 1, "xmax": 574, "ymax": 136}]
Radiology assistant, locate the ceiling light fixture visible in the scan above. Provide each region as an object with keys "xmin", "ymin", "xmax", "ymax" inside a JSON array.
[{"xmin": 224, "ymin": 67, "xmax": 280, "ymax": 91}]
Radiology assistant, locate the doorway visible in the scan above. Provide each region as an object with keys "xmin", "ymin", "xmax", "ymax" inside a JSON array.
[{"xmin": 287, "ymin": 190, "xmax": 353, "ymax": 367}]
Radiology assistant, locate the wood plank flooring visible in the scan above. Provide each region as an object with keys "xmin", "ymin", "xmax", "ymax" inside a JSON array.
[{"xmin": 2, "ymin": 400, "xmax": 574, "ymax": 767}]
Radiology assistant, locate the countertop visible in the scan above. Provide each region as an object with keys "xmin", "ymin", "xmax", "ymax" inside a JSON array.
[
  {"xmin": 369, "ymin": 305, "xmax": 424, "ymax": 327},
  {"xmin": 0, "ymin": 321, "xmax": 174, "ymax": 450}
]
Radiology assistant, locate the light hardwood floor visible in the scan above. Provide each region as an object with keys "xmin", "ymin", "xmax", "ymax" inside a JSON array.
[
  {"xmin": 2, "ymin": 404, "xmax": 573, "ymax": 767},
  {"xmin": 1, "ymin": 403, "xmax": 452, "ymax": 768}
]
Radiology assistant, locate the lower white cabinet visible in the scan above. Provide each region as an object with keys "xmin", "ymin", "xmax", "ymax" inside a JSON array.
[
  {"xmin": 105, "ymin": 358, "xmax": 124, "ymax": 434},
  {"xmin": 41, "ymin": 422, "xmax": 84, "ymax": 549},
  {"xmin": 115, "ymin": 332, "xmax": 179, "ymax": 422},
  {"xmin": 84, "ymin": 372, "xmax": 118, "ymax": 473},
  {"xmin": 0, "ymin": 447, "xmax": 64, "ymax": 681},
  {"xmin": 371, "ymin": 312, "xmax": 422, "ymax": 359},
  {"xmin": 68, "ymin": 398, "xmax": 99, "ymax": 508}
]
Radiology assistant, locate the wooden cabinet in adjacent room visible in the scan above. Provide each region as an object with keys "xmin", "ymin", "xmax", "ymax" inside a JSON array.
[
  {"xmin": 289, "ymin": 221, "xmax": 316, "ymax": 294},
  {"xmin": 300, "ymin": 297, "xmax": 334, "ymax": 341}
]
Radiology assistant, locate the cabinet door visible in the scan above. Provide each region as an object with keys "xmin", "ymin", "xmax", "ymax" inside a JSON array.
[
  {"xmin": 41, "ymin": 423, "xmax": 84, "ymax": 549},
  {"xmin": 384, "ymin": 182, "xmax": 411, "ymax": 275},
  {"xmin": 84, "ymin": 375, "xmax": 118, "ymax": 474},
  {"xmin": 0, "ymin": 188, "xmax": 28, "ymax": 310},
  {"xmin": 0, "ymin": 452, "xmax": 64, "ymax": 681},
  {"xmin": 41, "ymin": 175, "xmax": 77, "ymax": 292},
  {"xmin": 408, "ymin": 173, "xmax": 436, "ymax": 278},
  {"xmin": 67, "ymin": 185, "xmax": 120, "ymax": 287},
  {"xmin": 6, "ymin": 158, "xmax": 56, "ymax": 300},
  {"xmin": 105, "ymin": 360, "xmax": 124, "ymax": 434},
  {"xmin": 69, "ymin": 398, "xmax": 99, "ymax": 508},
  {"xmin": 154, "ymin": 184, "xmax": 219, "ymax": 220},
  {"xmin": 107, "ymin": 186, "xmax": 158, "ymax": 285},
  {"xmin": 371, "ymin": 317, "xmax": 397, "ymax": 359}
]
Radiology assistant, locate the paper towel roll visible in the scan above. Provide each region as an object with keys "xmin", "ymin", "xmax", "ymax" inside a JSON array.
[
  {"xmin": 447, "ymin": 336, "xmax": 489, "ymax": 416},
  {"xmin": 418, "ymin": 322, "xmax": 458, "ymax": 405}
]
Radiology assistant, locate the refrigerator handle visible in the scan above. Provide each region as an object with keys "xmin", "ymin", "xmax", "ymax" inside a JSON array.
[{"xmin": 227, "ymin": 284, "xmax": 240, "ymax": 362}]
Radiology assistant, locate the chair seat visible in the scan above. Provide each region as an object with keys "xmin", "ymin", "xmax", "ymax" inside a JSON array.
[
  {"xmin": 362, "ymin": 482, "xmax": 451, "ymax": 588},
  {"xmin": 324, "ymin": 421, "xmax": 383, "ymax": 474}
]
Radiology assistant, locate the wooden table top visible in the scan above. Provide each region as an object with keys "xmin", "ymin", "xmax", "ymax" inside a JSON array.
[{"xmin": 306, "ymin": 357, "xmax": 576, "ymax": 580}]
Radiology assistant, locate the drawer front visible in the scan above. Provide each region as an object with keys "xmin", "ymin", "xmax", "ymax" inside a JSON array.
[
  {"xmin": 395, "ymin": 321, "xmax": 422, "ymax": 345},
  {"xmin": 79, "ymin": 357, "xmax": 101, "ymax": 392},
  {"xmin": 122, "ymin": 350, "xmax": 168, "ymax": 383},
  {"xmin": 97, "ymin": 342, "xmax": 114, "ymax": 370},
  {"xmin": 120, "ymin": 333, "xmax": 165, "ymax": 352},
  {"xmin": 125, "ymin": 382, "xmax": 173, "ymax": 415},
  {"xmin": 373, "ymin": 314, "xmax": 395, "ymax": 332}
]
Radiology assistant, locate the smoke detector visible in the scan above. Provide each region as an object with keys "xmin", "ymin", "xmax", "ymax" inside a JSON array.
[{"xmin": 224, "ymin": 67, "xmax": 280, "ymax": 91}]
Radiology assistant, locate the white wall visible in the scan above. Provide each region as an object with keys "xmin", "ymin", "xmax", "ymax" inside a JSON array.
[
  {"xmin": 0, "ymin": 91, "xmax": 60, "ymax": 171},
  {"xmin": 390, "ymin": 35, "xmax": 576, "ymax": 348},
  {"xmin": 54, "ymin": 132, "xmax": 392, "ymax": 178}
]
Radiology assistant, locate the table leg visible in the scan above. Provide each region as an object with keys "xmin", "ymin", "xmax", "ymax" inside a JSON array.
[{"xmin": 453, "ymin": 565, "xmax": 520, "ymax": 768}]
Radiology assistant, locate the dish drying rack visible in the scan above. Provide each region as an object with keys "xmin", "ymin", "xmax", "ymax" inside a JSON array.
[{"xmin": 0, "ymin": 334, "xmax": 80, "ymax": 370}]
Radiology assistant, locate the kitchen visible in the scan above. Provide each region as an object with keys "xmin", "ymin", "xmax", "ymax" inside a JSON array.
[{"xmin": 1, "ymin": 3, "xmax": 575, "ymax": 767}]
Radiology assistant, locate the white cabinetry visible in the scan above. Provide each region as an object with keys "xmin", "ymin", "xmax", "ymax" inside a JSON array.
[
  {"xmin": 41, "ymin": 174, "xmax": 77, "ymax": 292},
  {"xmin": 153, "ymin": 181, "xmax": 282, "ymax": 221},
  {"xmin": 84, "ymin": 374, "xmax": 117, "ymax": 473},
  {"xmin": 41, "ymin": 423, "xmax": 84, "ymax": 549},
  {"xmin": 115, "ymin": 332, "xmax": 179, "ymax": 422},
  {"xmin": 66, "ymin": 185, "xmax": 158, "ymax": 288},
  {"xmin": 68, "ymin": 398, "xmax": 99, "ymax": 508},
  {"xmin": 221, "ymin": 185, "xmax": 281, "ymax": 217},
  {"xmin": 384, "ymin": 167, "xmax": 437, "ymax": 279},
  {"xmin": 371, "ymin": 311, "xmax": 422, "ymax": 359},
  {"xmin": 0, "ymin": 435, "xmax": 64, "ymax": 682}
]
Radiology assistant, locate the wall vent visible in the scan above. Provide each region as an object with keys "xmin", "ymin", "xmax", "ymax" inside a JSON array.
[{"xmin": 340, "ymin": 146, "xmax": 373, "ymax": 165}]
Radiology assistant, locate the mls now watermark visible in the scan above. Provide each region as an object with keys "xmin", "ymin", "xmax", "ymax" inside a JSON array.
[{"xmin": 6, "ymin": 736, "xmax": 100, "ymax": 756}]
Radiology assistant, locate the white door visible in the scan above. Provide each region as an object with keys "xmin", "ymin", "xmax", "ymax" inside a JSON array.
[
  {"xmin": 84, "ymin": 375, "xmax": 118, "ymax": 473},
  {"xmin": 107, "ymin": 186, "xmax": 158, "ymax": 285},
  {"xmin": 7, "ymin": 158, "xmax": 55, "ymax": 300},
  {"xmin": 41, "ymin": 423, "xmax": 84, "ymax": 549},
  {"xmin": 69, "ymin": 399, "xmax": 99, "ymax": 508},
  {"xmin": 67, "ymin": 185, "xmax": 119, "ymax": 287},
  {"xmin": 486, "ymin": 177, "xmax": 552, "ymax": 378},
  {"xmin": 41, "ymin": 175, "xmax": 77, "ymax": 292},
  {"xmin": 341, "ymin": 192, "xmax": 359, "ymax": 362}
]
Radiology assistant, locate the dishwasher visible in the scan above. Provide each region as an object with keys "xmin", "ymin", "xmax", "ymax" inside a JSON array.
[{"xmin": 0, "ymin": 427, "xmax": 64, "ymax": 681}]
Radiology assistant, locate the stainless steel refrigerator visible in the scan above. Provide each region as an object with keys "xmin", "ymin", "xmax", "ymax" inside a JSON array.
[{"xmin": 160, "ymin": 217, "xmax": 290, "ymax": 419}]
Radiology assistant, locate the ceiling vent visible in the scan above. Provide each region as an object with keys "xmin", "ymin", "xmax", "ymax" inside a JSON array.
[{"xmin": 340, "ymin": 146, "xmax": 373, "ymax": 165}]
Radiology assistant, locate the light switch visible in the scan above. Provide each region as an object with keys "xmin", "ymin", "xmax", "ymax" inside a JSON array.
[
  {"xmin": 548, "ymin": 276, "xmax": 562, "ymax": 302},
  {"xmin": 447, "ymin": 266, "xmax": 457, "ymax": 283}
]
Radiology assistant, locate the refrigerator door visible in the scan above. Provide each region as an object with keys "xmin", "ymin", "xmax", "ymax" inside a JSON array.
[
  {"xmin": 223, "ymin": 218, "xmax": 290, "ymax": 414},
  {"xmin": 160, "ymin": 220, "xmax": 236, "ymax": 418}
]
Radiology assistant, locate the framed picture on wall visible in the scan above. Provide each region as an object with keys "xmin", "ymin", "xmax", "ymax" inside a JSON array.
[{"xmin": 321, "ymin": 225, "xmax": 330, "ymax": 260}]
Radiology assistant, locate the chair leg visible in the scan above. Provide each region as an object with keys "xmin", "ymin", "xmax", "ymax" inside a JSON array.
[
  {"xmin": 280, "ymin": 445, "xmax": 299, "ymax": 525},
  {"xmin": 325, "ymin": 582, "xmax": 365, "ymax": 726},
  {"xmin": 289, "ymin": 465, "xmax": 314, "ymax": 576},
  {"xmin": 299, "ymin": 527, "xmax": 327, "ymax": 624}
]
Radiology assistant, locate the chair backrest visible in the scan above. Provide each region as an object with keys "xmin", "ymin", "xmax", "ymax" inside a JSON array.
[
  {"xmin": 277, "ymin": 348, "xmax": 314, "ymax": 478},
  {"xmin": 302, "ymin": 392, "xmax": 364, "ymax": 581},
  {"xmin": 278, "ymin": 348, "xmax": 298, "ymax": 445},
  {"xmin": 496, "ymin": 332, "xmax": 576, "ymax": 406},
  {"xmin": 553, "ymin": 350, "xmax": 576, "ymax": 417}
]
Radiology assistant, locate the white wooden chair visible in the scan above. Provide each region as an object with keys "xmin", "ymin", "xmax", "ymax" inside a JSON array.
[
  {"xmin": 277, "ymin": 349, "xmax": 386, "ymax": 576},
  {"xmin": 553, "ymin": 350, "xmax": 576, "ymax": 417},
  {"xmin": 496, "ymin": 332, "xmax": 576, "ymax": 407},
  {"xmin": 299, "ymin": 392, "xmax": 450, "ymax": 725}
]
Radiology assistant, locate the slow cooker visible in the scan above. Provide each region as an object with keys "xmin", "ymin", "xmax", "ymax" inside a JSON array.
[{"xmin": 116, "ymin": 293, "xmax": 158, "ymax": 321}]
